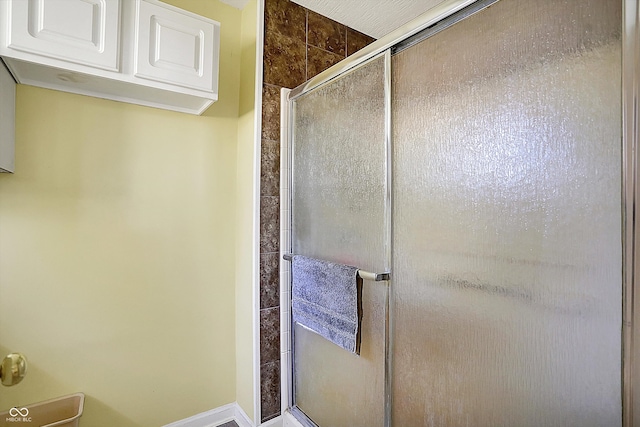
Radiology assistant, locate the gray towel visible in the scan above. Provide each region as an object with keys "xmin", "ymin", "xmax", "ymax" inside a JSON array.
[{"xmin": 292, "ymin": 255, "xmax": 362, "ymax": 354}]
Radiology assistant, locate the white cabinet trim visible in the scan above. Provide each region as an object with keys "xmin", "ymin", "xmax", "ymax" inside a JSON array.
[{"xmin": 0, "ymin": 60, "xmax": 15, "ymax": 173}]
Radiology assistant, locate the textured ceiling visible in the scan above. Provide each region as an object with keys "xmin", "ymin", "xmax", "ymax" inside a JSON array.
[{"xmin": 291, "ymin": 0, "xmax": 446, "ymax": 38}]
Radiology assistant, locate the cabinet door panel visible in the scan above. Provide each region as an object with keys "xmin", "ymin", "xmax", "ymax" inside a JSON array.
[
  {"xmin": 134, "ymin": 0, "xmax": 219, "ymax": 94},
  {"xmin": 7, "ymin": 0, "xmax": 120, "ymax": 71}
]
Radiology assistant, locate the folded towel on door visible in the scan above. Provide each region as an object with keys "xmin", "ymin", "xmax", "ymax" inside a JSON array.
[{"xmin": 292, "ymin": 255, "xmax": 362, "ymax": 354}]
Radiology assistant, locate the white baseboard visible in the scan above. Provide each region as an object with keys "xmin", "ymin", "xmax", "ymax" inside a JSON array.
[
  {"xmin": 163, "ymin": 402, "xmax": 256, "ymax": 427},
  {"xmin": 161, "ymin": 402, "xmax": 289, "ymax": 427},
  {"xmin": 234, "ymin": 404, "xmax": 254, "ymax": 427}
]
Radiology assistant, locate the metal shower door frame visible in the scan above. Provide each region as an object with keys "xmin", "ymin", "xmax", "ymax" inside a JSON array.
[{"xmin": 623, "ymin": 0, "xmax": 640, "ymax": 426}]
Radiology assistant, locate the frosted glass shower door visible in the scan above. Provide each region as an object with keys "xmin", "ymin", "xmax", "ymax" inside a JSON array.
[
  {"xmin": 290, "ymin": 55, "xmax": 389, "ymax": 427},
  {"xmin": 391, "ymin": 0, "xmax": 622, "ymax": 426}
]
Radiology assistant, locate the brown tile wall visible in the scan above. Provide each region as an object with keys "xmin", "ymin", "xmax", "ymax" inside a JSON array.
[{"xmin": 259, "ymin": 0, "xmax": 375, "ymax": 421}]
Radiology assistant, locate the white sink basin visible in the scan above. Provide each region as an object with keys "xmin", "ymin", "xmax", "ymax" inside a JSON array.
[{"xmin": 0, "ymin": 393, "xmax": 84, "ymax": 427}]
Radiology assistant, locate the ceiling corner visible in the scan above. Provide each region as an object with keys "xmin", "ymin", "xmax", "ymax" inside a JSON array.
[{"xmin": 218, "ymin": 0, "xmax": 252, "ymax": 10}]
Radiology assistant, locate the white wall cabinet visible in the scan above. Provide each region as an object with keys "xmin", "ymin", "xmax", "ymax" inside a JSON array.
[
  {"xmin": 0, "ymin": 60, "xmax": 15, "ymax": 173},
  {"xmin": 0, "ymin": 0, "xmax": 220, "ymax": 115}
]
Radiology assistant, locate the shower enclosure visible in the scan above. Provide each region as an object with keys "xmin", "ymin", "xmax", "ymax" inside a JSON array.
[{"xmin": 281, "ymin": 0, "xmax": 639, "ymax": 425}]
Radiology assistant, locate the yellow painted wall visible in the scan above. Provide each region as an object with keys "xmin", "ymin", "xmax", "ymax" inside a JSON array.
[{"xmin": 0, "ymin": 1, "xmax": 256, "ymax": 426}]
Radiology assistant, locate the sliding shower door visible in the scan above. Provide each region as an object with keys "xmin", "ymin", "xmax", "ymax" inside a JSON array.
[
  {"xmin": 287, "ymin": 0, "xmax": 623, "ymax": 425},
  {"xmin": 391, "ymin": 0, "xmax": 622, "ymax": 426},
  {"xmin": 290, "ymin": 55, "xmax": 389, "ymax": 427}
]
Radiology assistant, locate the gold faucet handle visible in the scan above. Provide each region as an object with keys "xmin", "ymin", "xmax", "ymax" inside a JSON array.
[{"xmin": 0, "ymin": 353, "xmax": 27, "ymax": 387}]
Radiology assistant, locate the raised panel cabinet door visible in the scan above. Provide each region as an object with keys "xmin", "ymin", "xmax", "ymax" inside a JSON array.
[
  {"xmin": 134, "ymin": 0, "xmax": 219, "ymax": 95},
  {"xmin": 6, "ymin": 0, "xmax": 121, "ymax": 71}
]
